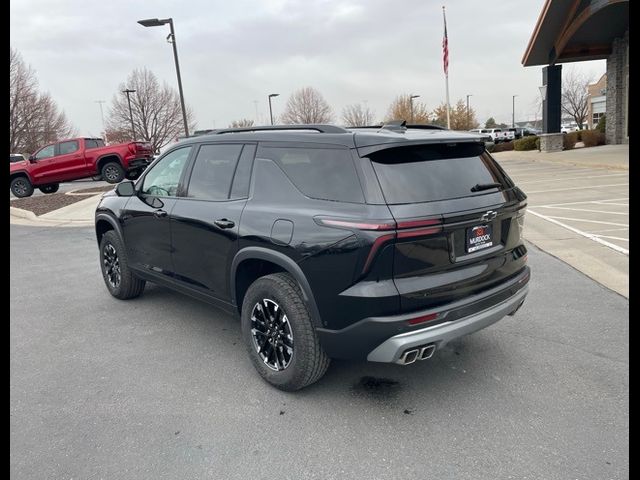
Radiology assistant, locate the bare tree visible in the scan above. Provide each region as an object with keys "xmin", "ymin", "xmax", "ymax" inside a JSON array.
[
  {"xmin": 10, "ymin": 47, "xmax": 75, "ymax": 154},
  {"xmin": 432, "ymin": 99, "xmax": 478, "ymax": 130},
  {"xmin": 280, "ymin": 87, "xmax": 333, "ymax": 124},
  {"xmin": 229, "ymin": 118, "xmax": 254, "ymax": 128},
  {"xmin": 562, "ymin": 68, "xmax": 592, "ymax": 129},
  {"xmin": 384, "ymin": 94, "xmax": 430, "ymax": 124},
  {"xmin": 341, "ymin": 103, "xmax": 375, "ymax": 126},
  {"xmin": 105, "ymin": 68, "xmax": 196, "ymax": 152}
]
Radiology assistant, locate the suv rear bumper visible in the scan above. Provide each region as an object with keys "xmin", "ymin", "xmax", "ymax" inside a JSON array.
[
  {"xmin": 367, "ymin": 284, "xmax": 527, "ymax": 363},
  {"xmin": 316, "ymin": 266, "xmax": 530, "ymax": 361}
]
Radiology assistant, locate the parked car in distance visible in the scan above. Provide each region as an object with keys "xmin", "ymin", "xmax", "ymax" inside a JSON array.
[
  {"xmin": 10, "ymin": 154, "xmax": 26, "ymax": 163},
  {"xmin": 95, "ymin": 122, "xmax": 530, "ymax": 391},
  {"xmin": 561, "ymin": 124, "xmax": 579, "ymax": 133},
  {"xmin": 9, "ymin": 137, "xmax": 153, "ymax": 198},
  {"xmin": 470, "ymin": 128, "xmax": 510, "ymax": 143}
]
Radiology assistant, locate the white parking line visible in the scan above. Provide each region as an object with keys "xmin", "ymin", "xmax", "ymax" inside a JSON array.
[
  {"xmin": 515, "ymin": 173, "xmax": 627, "ymax": 185},
  {"xmin": 528, "ymin": 210, "xmax": 629, "ymax": 255},
  {"xmin": 592, "ymin": 235, "xmax": 629, "ymax": 242},
  {"xmin": 593, "ymin": 201, "xmax": 629, "ymax": 206},
  {"xmin": 526, "ymin": 183, "xmax": 629, "ymax": 194},
  {"xmin": 537, "ymin": 215, "xmax": 628, "ymax": 227},
  {"xmin": 537, "ymin": 197, "xmax": 628, "ymax": 207},
  {"xmin": 588, "ymin": 227, "xmax": 629, "ymax": 233},
  {"xmin": 537, "ymin": 206, "xmax": 628, "ymax": 215}
]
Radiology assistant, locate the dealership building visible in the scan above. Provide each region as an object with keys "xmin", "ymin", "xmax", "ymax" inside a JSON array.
[{"xmin": 522, "ymin": 0, "xmax": 628, "ymax": 150}]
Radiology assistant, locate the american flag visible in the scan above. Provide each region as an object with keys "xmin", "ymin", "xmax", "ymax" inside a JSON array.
[{"xmin": 442, "ymin": 10, "xmax": 449, "ymax": 75}]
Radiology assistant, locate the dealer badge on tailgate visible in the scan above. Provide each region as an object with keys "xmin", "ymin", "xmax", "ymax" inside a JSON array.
[{"xmin": 467, "ymin": 224, "xmax": 493, "ymax": 253}]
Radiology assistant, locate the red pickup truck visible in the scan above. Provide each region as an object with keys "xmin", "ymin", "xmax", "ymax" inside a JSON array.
[{"xmin": 9, "ymin": 137, "xmax": 153, "ymax": 197}]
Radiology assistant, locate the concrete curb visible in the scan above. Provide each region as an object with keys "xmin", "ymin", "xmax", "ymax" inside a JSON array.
[{"xmin": 10, "ymin": 196, "xmax": 99, "ymax": 227}]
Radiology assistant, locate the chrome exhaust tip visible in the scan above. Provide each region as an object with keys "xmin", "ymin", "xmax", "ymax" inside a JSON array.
[
  {"xmin": 398, "ymin": 348, "xmax": 419, "ymax": 365},
  {"xmin": 418, "ymin": 344, "xmax": 436, "ymax": 360}
]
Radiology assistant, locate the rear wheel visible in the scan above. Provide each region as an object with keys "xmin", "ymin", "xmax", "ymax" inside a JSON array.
[
  {"xmin": 241, "ymin": 273, "xmax": 330, "ymax": 391},
  {"xmin": 38, "ymin": 183, "xmax": 59, "ymax": 194},
  {"xmin": 99, "ymin": 230, "xmax": 145, "ymax": 299},
  {"xmin": 10, "ymin": 176, "xmax": 34, "ymax": 198},
  {"xmin": 101, "ymin": 162, "xmax": 125, "ymax": 184}
]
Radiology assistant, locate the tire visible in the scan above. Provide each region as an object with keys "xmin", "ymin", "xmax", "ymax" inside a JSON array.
[
  {"xmin": 101, "ymin": 162, "xmax": 125, "ymax": 184},
  {"xmin": 241, "ymin": 273, "xmax": 330, "ymax": 391},
  {"xmin": 10, "ymin": 176, "xmax": 34, "ymax": 198},
  {"xmin": 38, "ymin": 183, "xmax": 59, "ymax": 194},
  {"xmin": 99, "ymin": 230, "xmax": 145, "ymax": 300}
]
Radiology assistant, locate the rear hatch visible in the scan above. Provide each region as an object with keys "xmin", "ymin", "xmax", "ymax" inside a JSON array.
[{"xmin": 366, "ymin": 142, "xmax": 527, "ymax": 312}]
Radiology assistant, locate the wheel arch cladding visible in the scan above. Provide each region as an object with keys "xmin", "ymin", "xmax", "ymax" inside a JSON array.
[{"xmin": 231, "ymin": 247, "xmax": 323, "ymax": 327}]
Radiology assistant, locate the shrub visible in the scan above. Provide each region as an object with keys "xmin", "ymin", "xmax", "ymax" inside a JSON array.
[
  {"xmin": 491, "ymin": 141, "xmax": 514, "ymax": 152},
  {"xmin": 596, "ymin": 115, "xmax": 606, "ymax": 134},
  {"xmin": 576, "ymin": 130, "xmax": 582, "ymax": 142},
  {"xmin": 514, "ymin": 136, "xmax": 539, "ymax": 151},
  {"xmin": 582, "ymin": 130, "xmax": 606, "ymax": 147},
  {"xmin": 564, "ymin": 131, "xmax": 579, "ymax": 150}
]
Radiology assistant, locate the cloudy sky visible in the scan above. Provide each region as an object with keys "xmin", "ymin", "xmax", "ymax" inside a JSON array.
[{"xmin": 11, "ymin": 0, "xmax": 605, "ymax": 136}]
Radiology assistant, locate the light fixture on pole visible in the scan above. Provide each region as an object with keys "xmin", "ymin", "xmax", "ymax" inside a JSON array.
[
  {"xmin": 268, "ymin": 93, "xmax": 279, "ymax": 126},
  {"xmin": 512, "ymin": 94, "xmax": 518, "ymax": 128},
  {"xmin": 138, "ymin": 17, "xmax": 189, "ymax": 137},
  {"xmin": 409, "ymin": 94, "xmax": 420, "ymax": 123},
  {"xmin": 466, "ymin": 94, "xmax": 473, "ymax": 129},
  {"xmin": 122, "ymin": 89, "xmax": 136, "ymax": 140}
]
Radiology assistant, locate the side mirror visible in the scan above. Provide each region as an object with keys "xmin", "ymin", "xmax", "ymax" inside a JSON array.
[
  {"xmin": 28, "ymin": 155, "xmax": 37, "ymax": 163},
  {"xmin": 115, "ymin": 180, "xmax": 135, "ymax": 197}
]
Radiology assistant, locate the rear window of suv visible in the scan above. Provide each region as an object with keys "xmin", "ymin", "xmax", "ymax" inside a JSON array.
[
  {"xmin": 369, "ymin": 143, "xmax": 511, "ymax": 204},
  {"xmin": 260, "ymin": 146, "xmax": 364, "ymax": 203}
]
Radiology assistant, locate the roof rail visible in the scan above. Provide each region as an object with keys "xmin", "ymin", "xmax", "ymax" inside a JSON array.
[
  {"xmin": 213, "ymin": 124, "xmax": 349, "ymax": 135},
  {"xmin": 347, "ymin": 121, "xmax": 447, "ymax": 132}
]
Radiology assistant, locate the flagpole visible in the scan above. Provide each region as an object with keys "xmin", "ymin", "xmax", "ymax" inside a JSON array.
[{"xmin": 442, "ymin": 6, "xmax": 451, "ymax": 129}]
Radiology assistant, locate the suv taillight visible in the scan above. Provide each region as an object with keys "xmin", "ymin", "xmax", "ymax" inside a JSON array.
[{"xmin": 315, "ymin": 217, "xmax": 443, "ymax": 274}]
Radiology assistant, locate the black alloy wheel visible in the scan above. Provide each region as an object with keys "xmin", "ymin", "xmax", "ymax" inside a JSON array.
[{"xmin": 250, "ymin": 298, "xmax": 294, "ymax": 371}]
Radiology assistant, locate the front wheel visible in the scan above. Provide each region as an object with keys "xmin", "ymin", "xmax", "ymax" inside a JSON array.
[
  {"xmin": 101, "ymin": 162, "xmax": 125, "ymax": 184},
  {"xmin": 241, "ymin": 273, "xmax": 330, "ymax": 391},
  {"xmin": 10, "ymin": 176, "xmax": 34, "ymax": 198},
  {"xmin": 99, "ymin": 230, "xmax": 145, "ymax": 299},
  {"xmin": 39, "ymin": 183, "xmax": 59, "ymax": 194}
]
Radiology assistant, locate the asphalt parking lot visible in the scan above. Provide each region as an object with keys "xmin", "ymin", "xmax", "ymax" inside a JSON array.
[
  {"xmin": 496, "ymin": 149, "xmax": 628, "ymax": 297},
  {"xmin": 10, "ymin": 224, "xmax": 629, "ymax": 479},
  {"xmin": 9, "ymin": 178, "xmax": 110, "ymax": 200}
]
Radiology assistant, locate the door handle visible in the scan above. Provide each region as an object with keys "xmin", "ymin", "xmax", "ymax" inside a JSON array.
[
  {"xmin": 153, "ymin": 209, "xmax": 168, "ymax": 218},
  {"xmin": 214, "ymin": 218, "xmax": 235, "ymax": 229}
]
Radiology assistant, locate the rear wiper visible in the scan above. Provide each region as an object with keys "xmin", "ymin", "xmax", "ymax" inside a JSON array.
[{"xmin": 470, "ymin": 182, "xmax": 503, "ymax": 192}]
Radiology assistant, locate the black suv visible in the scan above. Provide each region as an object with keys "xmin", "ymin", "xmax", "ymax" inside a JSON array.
[{"xmin": 95, "ymin": 123, "xmax": 530, "ymax": 390}]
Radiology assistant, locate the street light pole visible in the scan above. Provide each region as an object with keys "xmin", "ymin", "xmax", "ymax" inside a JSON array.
[
  {"xmin": 512, "ymin": 94, "xmax": 518, "ymax": 128},
  {"xmin": 268, "ymin": 93, "xmax": 279, "ymax": 125},
  {"xmin": 95, "ymin": 100, "xmax": 106, "ymax": 140},
  {"xmin": 409, "ymin": 94, "xmax": 420, "ymax": 123},
  {"xmin": 138, "ymin": 17, "xmax": 189, "ymax": 137},
  {"xmin": 466, "ymin": 94, "xmax": 473, "ymax": 129},
  {"xmin": 122, "ymin": 89, "xmax": 136, "ymax": 140}
]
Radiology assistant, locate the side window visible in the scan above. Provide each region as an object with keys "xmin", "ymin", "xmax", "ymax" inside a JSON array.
[
  {"xmin": 186, "ymin": 144, "xmax": 243, "ymax": 201},
  {"xmin": 58, "ymin": 141, "xmax": 79, "ymax": 155},
  {"xmin": 259, "ymin": 146, "xmax": 364, "ymax": 203},
  {"xmin": 35, "ymin": 145, "xmax": 55, "ymax": 160},
  {"xmin": 141, "ymin": 147, "xmax": 192, "ymax": 197},
  {"xmin": 85, "ymin": 139, "xmax": 99, "ymax": 149}
]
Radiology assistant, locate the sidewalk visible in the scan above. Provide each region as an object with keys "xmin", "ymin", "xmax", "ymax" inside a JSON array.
[
  {"xmin": 493, "ymin": 144, "xmax": 629, "ymax": 170},
  {"xmin": 10, "ymin": 193, "xmax": 102, "ymax": 227}
]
